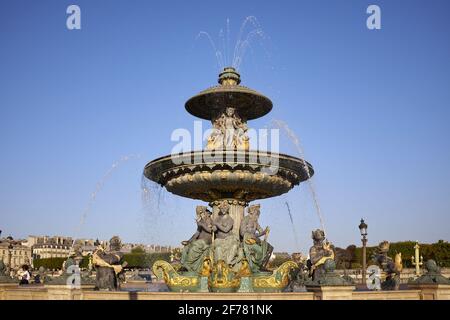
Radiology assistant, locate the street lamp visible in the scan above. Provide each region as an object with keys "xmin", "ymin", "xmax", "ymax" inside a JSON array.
[
  {"xmin": 359, "ymin": 218, "xmax": 368, "ymax": 288},
  {"xmin": 7, "ymin": 243, "xmax": 13, "ymax": 275}
]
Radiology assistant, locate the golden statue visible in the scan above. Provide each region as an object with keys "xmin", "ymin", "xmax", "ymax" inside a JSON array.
[
  {"xmin": 152, "ymin": 260, "xmax": 199, "ymax": 292},
  {"xmin": 252, "ymin": 261, "xmax": 298, "ymax": 292},
  {"xmin": 207, "ymin": 107, "xmax": 249, "ymax": 151},
  {"xmin": 209, "ymin": 259, "xmax": 240, "ymax": 291}
]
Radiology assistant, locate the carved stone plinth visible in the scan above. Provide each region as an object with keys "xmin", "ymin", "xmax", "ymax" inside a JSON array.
[
  {"xmin": 408, "ymin": 284, "xmax": 450, "ymax": 300},
  {"xmin": 46, "ymin": 284, "xmax": 94, "ymax": 300},
  {"xmin": 306, "ymin": 285, "xmax": 355, "ymax": 300}
]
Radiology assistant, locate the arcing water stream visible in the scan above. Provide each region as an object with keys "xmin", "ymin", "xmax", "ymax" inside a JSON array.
[
  {"xmin": 71, "ymin": 154, "xmax": 141, "ymax": 250},
  {"xmin": 271, "ymin": 119, "xmax": 327, "ymax": 237},
  {"xmin": 195, "ymin": 16, "xmax": 269, "ymax": 71}
]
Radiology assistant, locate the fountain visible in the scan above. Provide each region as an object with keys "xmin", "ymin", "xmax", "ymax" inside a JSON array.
[{"xmin": 144, "ymin": 67, "xmax": 315, "ymax": 292}]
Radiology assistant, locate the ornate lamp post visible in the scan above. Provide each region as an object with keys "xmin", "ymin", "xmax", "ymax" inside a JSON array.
[
  {"xmin": 358, "ymin": 219, "xmax": 368, "ymax": 287},
  {"xmin": 7, "ymin": 243, "xmax": 13, "ymax": 275},
  {"xmin": 411, "ymin": 241, "xmax": 423, "ymax": 276}
]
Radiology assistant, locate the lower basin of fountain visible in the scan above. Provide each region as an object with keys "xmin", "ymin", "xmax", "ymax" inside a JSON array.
[{"xmin": 144, "ymin": 150, "xmax": 313, "ymax": 202}]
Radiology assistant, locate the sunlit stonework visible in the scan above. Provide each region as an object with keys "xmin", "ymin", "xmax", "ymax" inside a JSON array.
[{"xmin": 207, "ymin": 106, "xmax": 249, "ymax": 151}]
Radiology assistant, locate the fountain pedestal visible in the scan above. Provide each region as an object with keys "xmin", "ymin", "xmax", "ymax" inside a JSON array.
[{"xmin": 210, "ymin": 199, "xmax": 247, "ymax": 237}]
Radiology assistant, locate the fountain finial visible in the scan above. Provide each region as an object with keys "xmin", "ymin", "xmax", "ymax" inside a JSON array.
[{"xmin": 219, "ymin": 67, "xmax": 241, "ymax": 86}]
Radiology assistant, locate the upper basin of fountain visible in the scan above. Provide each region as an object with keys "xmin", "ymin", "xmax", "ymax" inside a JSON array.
[{"xmin": 185, "ymin": 67, "xmax": 273, "ymax": 121}]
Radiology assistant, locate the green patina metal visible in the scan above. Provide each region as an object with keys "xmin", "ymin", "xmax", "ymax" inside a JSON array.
[{"xmin": 410, "ymin": 260, "xmax": 450, "ymax": 285}]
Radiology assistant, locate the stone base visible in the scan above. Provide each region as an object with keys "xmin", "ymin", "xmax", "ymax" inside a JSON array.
[
  {"xmin": 408, "ymin": 284, "xmax": 450, "ymax": 300},
  {"xmin": 1, "ymin": 283, "xmax": 448, "ymax": 300},
  {"xmin": 81, "ymin": 291, "xmax": 315, "ymax": 300},
  {"xmin": 0, "ymin": 283, "xmax": 18, "ymax": 300},
  {"xmin": 306, "ymin": 286, "xmax": 355, "ymax": 300},
  {"xmin": 46, "ymin": 285, "xmax": 95, "ymax": 300}
]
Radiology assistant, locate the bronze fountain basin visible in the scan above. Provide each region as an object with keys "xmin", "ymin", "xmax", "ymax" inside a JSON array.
[{"xmin": 144, "ymin": 150, "xmax": 313, "ymax": 203}]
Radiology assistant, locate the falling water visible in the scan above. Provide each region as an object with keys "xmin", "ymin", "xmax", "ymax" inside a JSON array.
[
  {"xmin": 285, "ymin": 201, "xmax": 301, "ymax": 251},
  {"xmin": 140, "ymin": 174, "xmax": 168, "ymax": 217},
  {"xmin": 271, "ymin": 119, "xmax": 327, "ymax": 236},
  {"xmin": 139, "ymin": 172, "xmax": 181, "ymax": 246},
  {"xmin": 140, "ymin": 175, "xmax": 159, "ymax": 244}
]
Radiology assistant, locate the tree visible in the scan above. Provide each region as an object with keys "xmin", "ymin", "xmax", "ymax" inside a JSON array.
[
  {"xmin": 131, "ymin": 246, "xmax": 146, "ymax": 254},
  {"xmin": 122, "ymin": 252, "xmax": 171, "ymax": 269},
  {"xmin": 33, "ymin": 258, "xmax": 66, "ymax": 270},
  {"xmin": 350, "ymin": 241, "xmax": 450, "ymax": 269},
  {"xmin": 335, "ymin": 245, "xmax": 356, "ymax": 269}
]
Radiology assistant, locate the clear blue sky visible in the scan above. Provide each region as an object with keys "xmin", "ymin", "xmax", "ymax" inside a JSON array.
[{"xmin": 1, "ymin": 0, "xmax": 449, "ymax": 253}]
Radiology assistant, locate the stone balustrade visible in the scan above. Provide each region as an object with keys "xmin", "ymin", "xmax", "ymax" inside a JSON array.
[{"xmin": 336, "ymin": 267, "xmax": 450, "ymax": 284}]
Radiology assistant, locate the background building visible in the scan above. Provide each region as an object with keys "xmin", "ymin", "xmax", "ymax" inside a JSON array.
[
  {"xmin": 120, "ymin": 243, "xmax": 173, "ymax": 254},
  {"xmin": 1, "ymin": 230, "xmax": 175, "ymax": 270},
  {"xmin": 0, "ymin": 236, "xmax": 32, "ymax": 270},
  {"xmin": 26, "ymin": 235, "xmax": 73, "ymax": 260}
]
